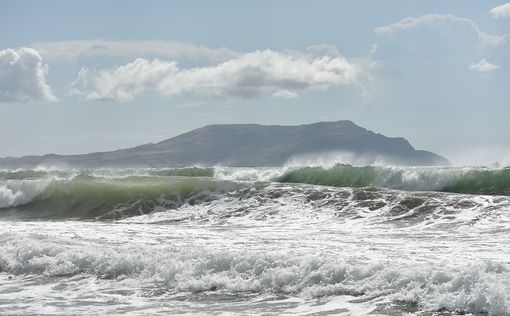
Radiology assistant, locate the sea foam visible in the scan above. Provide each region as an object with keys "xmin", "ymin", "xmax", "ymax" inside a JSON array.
[{"xmin": 1, "ymin": 228, "xmax": 509, "ymax": 315}]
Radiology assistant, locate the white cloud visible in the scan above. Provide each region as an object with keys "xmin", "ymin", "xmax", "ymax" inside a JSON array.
[
  {"xmin": 469, "ymin": 59, "xmax": 499, "ymax": 72},
  {"xmin": 375, "ymin": 14, "xmax": 507, "ymax": 47},
  {"xmin": 71, "ymin": 49, "xmax": 360, "ymax": 102},
  {"xmin": 271, "ymin": 89, "xmax": 298, "ymax": 99},
  {"xmin": 0, "ymin": 47, "xmax": 57, "ymax": 102},
  {"xmin": 490, "ymin": 3, "xmax": 510, "ymax": 18},
  {"xmin": 32, "ymin": 40, "xmax": 239, "ymax": 62}
]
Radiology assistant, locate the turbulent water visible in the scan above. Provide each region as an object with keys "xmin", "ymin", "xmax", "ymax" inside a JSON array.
[{"xmin": 1, "ymin": 165, "xmax": 510, "ymax": 315}]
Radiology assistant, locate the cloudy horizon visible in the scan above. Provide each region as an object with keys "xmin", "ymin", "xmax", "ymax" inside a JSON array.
[{"xmin": 1, "ymin": 1, "xmax": 509, "ymax": 165}]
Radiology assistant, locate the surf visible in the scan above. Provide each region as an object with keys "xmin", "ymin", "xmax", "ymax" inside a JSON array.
[
  {"xmin": 2, "ymin": 174, "xmax": 509, "ymax": 227},
  {"xmin": 1, "ymin": 166, "xmax": 510, "ymax": 315},
  {"xmin": 275, "ymin": 165, "xmax": 510, "ymax": 195},
  {"xmin": 2, "ymin": 220, "xmax": 509, "ymax": 315},
  {"xmin": 0, "ymin": 174, "xmax": 241, "ymax": 220}
]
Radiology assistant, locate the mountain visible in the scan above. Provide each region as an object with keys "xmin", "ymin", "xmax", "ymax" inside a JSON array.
[{"xmin": 0, "ymin": 121, "xmax": 450, "ymax": 168}]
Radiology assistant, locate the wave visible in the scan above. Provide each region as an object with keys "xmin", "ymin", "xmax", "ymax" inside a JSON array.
[
  {"xmin": 1, "ymin": 172, "xmax": 509, "ymax": 223},
  {"xmin": 183, "ymin": 165, "xmax": 510, "ymax": 196},
  {"xmin": 0, "ymin": 178, "xmax": 53, "ymax": 208},
  {"xmin": 277, "ymin": 165, "xmax": 510, "ymax": 195},
  {"xmin": 1, "ymin": 165, "xmax": 510, "ymax": 222},
  {"xmin": 2, "ymin": 165, "xmax": 510, "ymax": 196},
  {"xmin": 0, "ymin": 175, "xmax": 241, "ymax": 220},
  {"xmin": 1, "ymin": 230, "xmax": 509, "ymax": 315}
]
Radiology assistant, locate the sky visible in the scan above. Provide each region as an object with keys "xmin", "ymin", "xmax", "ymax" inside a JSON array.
[{"xmin": 0, "ymin": 0, "xmax": 509, "ymax": 165}]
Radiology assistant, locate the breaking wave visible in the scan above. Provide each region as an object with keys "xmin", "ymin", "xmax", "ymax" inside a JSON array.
[
  {"xmin": 277, "ymin": 165, "xmax": 510, "ymax": 195},
  {"xmin": 2, "ymin": 165, "xmax": 510, "ymax": 195},
  {"xmin": 2, "ymin": 166, "xmax": 510, "ymax": 315},
  {"xmin": 0, "ymin": 175, "xmax": 241, "ymax": 220},
  {"xmin": 1, "ymin": 175, "xmax": 509, "ymax": 226},
  {"xmin": 1, "ymin": 230, "xmax": 509, "ymax": 315}
]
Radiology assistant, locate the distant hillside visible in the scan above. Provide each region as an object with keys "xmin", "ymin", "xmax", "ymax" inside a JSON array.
[{"xmin": 0, "ymin": 121, "xmax": 450, "ymax": 168}]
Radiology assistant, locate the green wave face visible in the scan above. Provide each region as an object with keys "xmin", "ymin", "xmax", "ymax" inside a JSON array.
[
  {"xmin": 441, "ymin": 169, "xmax": 510, "ymax": 195},
  {"xmin": 278, "ymin": 166, "xmax": 378, "ymax": 187},
  {"xmin": 277, "ymin": 165, "xmax": 510, "ymax": 196},
  {"xmin": 0, "ymin": 175, "xmax": 241, "ymax": 220},
  {"xmin": 151, "ymin": 167, "xmax": 215, "ymax": 177},
  {"xmin": 1, "ymin": 166, "xmax": 509, "ymax": 222}
]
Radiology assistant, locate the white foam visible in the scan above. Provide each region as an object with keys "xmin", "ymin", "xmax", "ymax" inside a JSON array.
[
  {"xmin": 0, "ymin": 179, "xmax": 53, "ymax": 208},
  {"xmin": 213, "ymin": 166, "xmax": 284, "ymax": 182},
  {"xmin": 1, "ymin": 223, "xmax": 509, "ymax": 315}
]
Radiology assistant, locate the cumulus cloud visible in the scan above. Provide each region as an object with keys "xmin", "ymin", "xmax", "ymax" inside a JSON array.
[
  {"xmin": 71, "ymin": 49, "xmax": 360, "ymax": 102},
  {"xmin": 490, "ymin": 3, "xmax": 510, "ymax": 18},
  {"xmin": 32, "ymin": 40, "xmax": 239, "ymax": 62},
  {"xmin": 0, "ymin": 47, "xmax": 57, "ymax": 102},
  {"xmin": 469, "ymin": 59, "xmax": 499, "ymax": 72},
  {"xmin": 375, "ymin": 14, "xmax": 507, "ymax": 47}
]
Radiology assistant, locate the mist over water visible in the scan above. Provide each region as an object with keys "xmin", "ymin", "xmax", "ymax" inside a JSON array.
[{"xmin": 1, "ymin": 162, "xmax": 510, "ymax": 315}]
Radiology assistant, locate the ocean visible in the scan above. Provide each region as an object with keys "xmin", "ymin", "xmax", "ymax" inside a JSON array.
[{"xmin": 1, "ymin": 165, "xmax": 509, "ymax": 315}]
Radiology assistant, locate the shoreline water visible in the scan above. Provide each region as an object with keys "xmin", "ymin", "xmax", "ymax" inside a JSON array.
[{"xmin": 1, "ymin": 165, "xmax": 509, "ymax": 315}]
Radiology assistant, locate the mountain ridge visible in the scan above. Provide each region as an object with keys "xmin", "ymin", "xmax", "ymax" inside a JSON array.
[{"xmin": 0, "ymin": 120, "xmax": 450, "ymax": 168}]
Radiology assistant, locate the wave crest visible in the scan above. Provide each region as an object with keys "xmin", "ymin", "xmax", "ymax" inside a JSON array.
[
  {"xmin": 277, "ymin": 165, "xmax": 510, "ymax": 195},
  {"xmin": 0, "ymin": 175, "xmax": 240, "ymax": 220}
]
